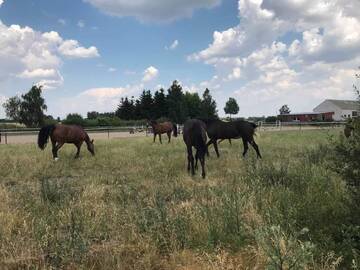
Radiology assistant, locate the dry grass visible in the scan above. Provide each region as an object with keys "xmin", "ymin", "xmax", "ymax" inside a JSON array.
[{"xmin": 0, "ymin": 129, "xmax": 355, "ymax": 269}]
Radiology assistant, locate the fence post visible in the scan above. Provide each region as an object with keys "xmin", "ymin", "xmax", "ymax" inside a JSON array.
[
  {"xmin": 108, "ymin": 129, "xmax": 110, "ymax": 139},
  {"xmin": 5, "ymin": 132, "xmax": 7, "ymax": 144},
  {"xmin": 0, "ymin": 132, "xmax": 1, "ymax": 143}
]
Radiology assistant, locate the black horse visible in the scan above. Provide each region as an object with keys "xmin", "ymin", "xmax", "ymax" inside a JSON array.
[
  {"xmin": 183, "ymin": 119, "xmax": 207, "ymax": 178},
  {"xmin": 200, "ymin": 118, "xmax": 261, "ymax": 158}
]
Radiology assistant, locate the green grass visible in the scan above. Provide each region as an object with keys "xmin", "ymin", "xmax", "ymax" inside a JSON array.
[{"xmin": 0, "ymin": 129, "xmax": 355, "ymax": 269}]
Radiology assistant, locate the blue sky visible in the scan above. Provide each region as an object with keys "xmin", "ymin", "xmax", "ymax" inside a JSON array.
[{"xmin": 0, "ymin": 0, "xmax": 359, "ymax": 118}]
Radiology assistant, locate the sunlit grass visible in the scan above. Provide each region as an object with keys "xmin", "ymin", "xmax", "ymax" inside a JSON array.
[{"xmin": 0, "ymin": 129, "xmax": 352, "ymax": 269}]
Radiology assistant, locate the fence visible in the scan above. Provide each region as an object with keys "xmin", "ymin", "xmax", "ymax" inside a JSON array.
[
  {"xmin": 0, "ymin": 122, "xmax": 346, "ymax": 144},
  {"xmin": 256, "ymin": 121, "xmax": 346, "ymax": 131},
  {"xmin": 0, "ymin": 126, "xmax": 149, "ymax": 145}
]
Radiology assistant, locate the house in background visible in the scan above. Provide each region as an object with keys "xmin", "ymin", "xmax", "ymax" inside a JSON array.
[
  {"xmin": 313, "ymin": 99, "xmax": 359, "ymax": 121},
  {"xmin": 277, "ymin": 112, "xmax": 334, "ymax": 122}
]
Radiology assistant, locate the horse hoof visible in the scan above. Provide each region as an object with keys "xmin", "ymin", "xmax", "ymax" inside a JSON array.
[{"xmin": 54, "ymin": 158, "xmax": 59, "ymax": 161}]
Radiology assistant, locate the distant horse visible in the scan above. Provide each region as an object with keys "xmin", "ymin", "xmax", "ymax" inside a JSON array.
[
  {"xmin": 200, "ymin": 118, "xmax": 261, "ymax": 158},
  {"xmin": 183, "ymin": 119, "xmax": 207, "ymax": 178},
  {"xmin": 148, "ymin": 120, "xmax": 178, "ymax": 143},
  {"xmin": 38, "ymin": 124, "xmax": 95, "ymax": 160},
  {"xmin": 344, "ymin": 123, "xmax": 354, "ymax": 138}
]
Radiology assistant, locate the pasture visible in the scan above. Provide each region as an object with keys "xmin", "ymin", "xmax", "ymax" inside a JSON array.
[{"xmin": 0, "ymin": 129, "xmax": 356, "ymax": 269}]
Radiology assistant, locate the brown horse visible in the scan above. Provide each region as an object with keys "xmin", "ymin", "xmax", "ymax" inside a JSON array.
[
  {"xmin": 344, "ymin": 123, "xmax": 354, "ymax": 138},
  {"xmin": 38, "ymin": 124, "xmax": 95, "ymax": 160},
  {"xmin": 148, "ymin": 120, "xmax": 178, "ymax": 143}
]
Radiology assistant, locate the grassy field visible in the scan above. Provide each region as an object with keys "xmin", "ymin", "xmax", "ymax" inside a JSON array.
[{"xmin": 0, "ymin": 129, "xmax": 357, "ymax": 269}]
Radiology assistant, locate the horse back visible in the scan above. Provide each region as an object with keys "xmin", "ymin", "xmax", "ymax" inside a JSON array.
[{"xmin": 52, "ymin": 124, "xmax": 88, "ymax": 143}]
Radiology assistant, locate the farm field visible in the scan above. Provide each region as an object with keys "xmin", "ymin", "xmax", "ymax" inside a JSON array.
[{"xmin": 0, "ymin": 128, "xmax": 357, "ymax": 269}]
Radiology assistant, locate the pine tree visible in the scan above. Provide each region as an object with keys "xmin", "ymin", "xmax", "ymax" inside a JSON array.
[
  {"xmin": 200, "ymin": 88, "xmax": 218, "ymax": 119},
  {"xmin": 166, "ymin": 80, "xmax": 187, "ymax": 123},
  {"xmin": 153, "ymin": 88, "xmax": 168, "ymax": 119}
]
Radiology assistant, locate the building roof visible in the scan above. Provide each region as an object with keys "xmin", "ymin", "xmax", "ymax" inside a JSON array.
[{"xmin": 326, "ymin": 99, "xmax": 360, "ymax": 110}]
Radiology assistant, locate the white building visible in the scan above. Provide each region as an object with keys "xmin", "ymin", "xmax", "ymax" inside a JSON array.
[{"xmin": 313, "ymin": 99, "xmax": 359, "ymax": 121}]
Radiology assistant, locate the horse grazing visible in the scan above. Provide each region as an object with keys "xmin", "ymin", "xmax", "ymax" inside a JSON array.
[
  {"xmin": 200, "ymin": 118, "xmax": 261, "ymax": 159},
  {"xmin": 38, "ymin": 124, "xmax": 95, "ymax": 160},
  {"xmin": 148, "ymin": 120, "xmax": 178, "ymax": 143},
  {"xmin": 183, "ymin": 119, "xmax": 207, "ymax": 178},
  {"xmin": 344, "ymin": 123, "xmax": 354, "ymax": 138}
]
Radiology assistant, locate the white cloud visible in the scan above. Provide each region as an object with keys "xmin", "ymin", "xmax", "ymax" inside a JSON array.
[
  {"xmin": 0, "ymin": 21, "xmax": 99, "ymax": 89},
  {"xmin": 166, "ymin": 40, "xmax": 179, "ymax": 50},
  {"xmin": 17, "ymin": 68, "xmax": 57, "ymax": 79},
  {"xmin": 108, "ymin": 67, "xmax": 117, "ymax": 72},
  {"xmin": 188, "ymin": 0, "xmax": 360, "ymax": 116},
  {"xmin": 59, "ymin": 40, "xmax": 99, "ymax": 58},
  {"xmin": 0, "ymin": 0, "xmax": 3, "ymax": 7},
  {"xmin": 77, "ymin": 20, "xmax": 85, "ymax": 28},
  {"xmin": 83, "ymin": 0, "xmax": 221, "ymax": 22},
  {"xmin": 142, "ymin": 66, "xmax": 159, "ymax": 82},
  {"xmin": 55, "ymin": 84, "xmax": 143, "ymax": 117}
]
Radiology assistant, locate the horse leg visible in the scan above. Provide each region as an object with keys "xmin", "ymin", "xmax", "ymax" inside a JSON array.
[
  {"xmin": 167, "ymin": 132, "xmax": 171, "ymax": 143},
  {"xmin": 187, "ymin": 147, "xmax": 195, "ymax": 175},
  {"xmin": 54, "ymin": 142, "xmax": 64, "ymax": 160},
  {"xmin": 206, "ymin": 139, "xmax": 214, "ymax": 157},
  {"xmin": 213, "ymin": 140, "xmax": 220, "ymax": 158},
  {"xmin": 195, "ymin": 151, "xmax": 199, "ymax": 170},
  {"xmin": 242, "ymin": 138, "xmax": 249, "ymax": 158},
  {"xmin": 51, "ymin": 140, "xmax": 57, "ymax": 159},
  {"xmin": 74, "ymin": 141, "xmax": 83, "ymax": 159},
  {"xmin": 250, "ymin": 140, "xmax": 262, "ymax": 159},
  {"xmin": 153, "ymin": 133, "xmax": 156, "ymax": 143},
  {"xmin": 159, "ymin": 134, "xmax": 162, "ymax": 144},
  {"xmin": 229, "ymin": 139, "xmax": 232, "ymax": 145},
  {"xmin": 199, "ymin": 154, "xmax": 206, "ymax": 178}
]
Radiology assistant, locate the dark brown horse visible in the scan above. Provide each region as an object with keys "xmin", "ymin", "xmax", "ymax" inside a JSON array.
[
  {"xmin": 148, "ymin": 120, "xmax": 178, "ymax": 143},
  {"xmin": 38, "ymin": 124, "xmax": 95, "ymax": 160},
  {"xmin": 183, "ymin": 119, "xmax": 207, "ymax": 178},
  {"xmin": 344, "ymin": 123, "xmax": 354, "ymax": 138},
  {"xmin": 200, "ymin": 118, "xmax": 261, "ymax": 159}
]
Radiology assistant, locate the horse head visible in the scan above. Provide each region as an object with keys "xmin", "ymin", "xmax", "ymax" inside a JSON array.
[{"xmin": 87, "ymin": 139, "xmax": 95, "ymax": 156}]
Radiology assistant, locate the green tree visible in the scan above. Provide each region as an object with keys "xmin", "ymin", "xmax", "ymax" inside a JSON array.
[
  {"xmin": 139, "ymin": 90, "xmax": 154, "ymax": 119},
  {"xmin": 116, "ymin": 97, "xmax": 135, "ymax": 120},
  {"xmin": 199, "ymin": 88, "xmax": 218, "ymax": 119},
  {"xmin": 3, "ymin": 96, "xmax": 21, "ymax": 122},
  {"xmin": 87, "ymin": 111, "xmax": 99, "ymax": 119},
  {"xmin": 279, "ymin": 104, "xmax": 291, "ymax": 115},
  {"xmin": 167, "ymin": 80, "xmax": 187, "ymax": 123},
  {"xmin": 184, "ymin": 92, "xmax": 201, "ymax": 118},
  {"xmin": 63, "ymin": 113, "xmax": 85, "ymax": 126},
  {"xmin": 3, "ymin": 85, "xmax": 47, "ymax": 127},
  {"xmin": 224, "ymin": 97, "xmax": 239, "ymax": 119},
  {"xmin": 19, "ymin": 85, "xmax": 47, "ymax": 127},
  {"xmin": 153, "ymin": 88, "xmax": 168, "ymax": 119}
]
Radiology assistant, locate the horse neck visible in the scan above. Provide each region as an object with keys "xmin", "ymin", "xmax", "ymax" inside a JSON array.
[{"xmin": 84, "ymin": 133, "xmax": 91, "ymax": 145}]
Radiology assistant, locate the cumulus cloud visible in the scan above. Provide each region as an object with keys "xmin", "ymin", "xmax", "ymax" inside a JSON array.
[
  {"xmin": 83, "ymin": 0, "xmax": 221, "ymax": 22},
  {"xmin": 0, "ymin": 21, "xmax": 99, "ymax": 89},
  {"xmin": 55, "ymin": 84, "xmax": 143, "ymax": 117},
  {"xmin": 188, "ymin": 0, "xmax": 360, "ymax": 116},
  {"xmin": 166, "ymin": 40, "xmax": 179, "ymax": 50},
  {"xmin": 142, "ymin": 66, "xmax": 159, "ymax": 82},
  {"xmin": 59, "ymin": 40, "xmax": 99, "ymax": 58},
  {"xmin": 0, "ymin": 0, "xmax": 3, "ymax": 7}
]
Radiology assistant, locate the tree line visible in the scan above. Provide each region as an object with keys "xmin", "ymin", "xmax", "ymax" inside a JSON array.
[
  {"xmin": 115, "ymin": 80, "xmax": 218, "ymax": 123},
  {"xmin": 2, "ymin": 80, "xmax": 243, "ymax": 127}
]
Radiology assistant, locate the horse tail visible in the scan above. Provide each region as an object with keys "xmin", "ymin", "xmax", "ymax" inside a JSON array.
[
  {"xmin": 173, "ymin": 123, "xmax": 178, "ymax": 137},
  {"xmin": 195, "ymin": 127, "xmax": 207, "ymax": 155},
  {"xmin": 38, "ymin": 125, "xmax": 55, "ymax": 150}
]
